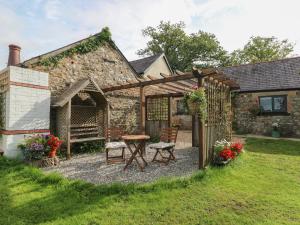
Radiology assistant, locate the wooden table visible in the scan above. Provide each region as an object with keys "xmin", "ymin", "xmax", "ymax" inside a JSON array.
[{"xmin": 122, "ymin": 135, "xmax": 150, "ymax": 171}]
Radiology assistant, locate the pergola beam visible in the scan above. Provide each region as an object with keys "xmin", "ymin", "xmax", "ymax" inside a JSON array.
[
  {"xmin": 147, "ymin": 75, "xmax": 191, "ymax": 93},
  {"xmin": 145, "ymin": 92, "xmax": 184, "ymax": 98},
  {"xmin": 102, "ymin": 73, "xmax": 200, "ymax": 92},
  {"xmin": 160, "ymin": 73, "xmax": 196, "ymax": 89}
]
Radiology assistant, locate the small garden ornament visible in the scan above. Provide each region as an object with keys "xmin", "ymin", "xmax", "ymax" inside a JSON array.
[{"xmin": 271, "ymin": 122, "xmax": 280, "ymax": 138}]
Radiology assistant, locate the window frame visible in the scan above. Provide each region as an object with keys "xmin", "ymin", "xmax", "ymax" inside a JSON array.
[
  {"xmin": 258, "ymin": 95, "xmax": 287, "ymax": 114},
  {"xmin": 176, "ymin": 99, "xmax": 188, "ymax": 115}
]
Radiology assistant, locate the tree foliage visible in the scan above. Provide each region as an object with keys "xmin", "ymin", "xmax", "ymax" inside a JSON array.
[
  {"xmin": 228, "ymin": 36, "xmax": 294, "ymax": 65},
  {"xmin": 137, "ymin": 21, "xmax": 228, "ymax": 71}
]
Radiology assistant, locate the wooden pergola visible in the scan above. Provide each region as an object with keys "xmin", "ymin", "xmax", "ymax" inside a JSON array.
[{"xmin": 102, "ymin": 68, "xmax": 239, "ymax": 169}]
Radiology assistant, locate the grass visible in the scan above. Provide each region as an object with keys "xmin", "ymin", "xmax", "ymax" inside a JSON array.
[{"xmin": 0, "ymin": 138, "xmax": 300, "ymax": 225}]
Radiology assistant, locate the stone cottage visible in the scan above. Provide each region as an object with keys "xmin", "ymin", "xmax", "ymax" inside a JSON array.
[
  {"xmin": 20, "ymin": 28, "xmax": 142, "ymax": 137},
  {"xmin": 0, "ymin": 28, "xmax": 148, "ymax": 157},
  {"xmin": 222, "ymin": 57, "xmax": 300, "ymax": 137}
]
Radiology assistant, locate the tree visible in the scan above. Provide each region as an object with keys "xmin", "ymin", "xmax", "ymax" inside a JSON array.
[
  {"xmin": 137, "ymin": 21, "xmax": 228, "ymax": 71},
  {"xmin": 229, "ymin": 36, "xmax": 294, "ymax": 65}
]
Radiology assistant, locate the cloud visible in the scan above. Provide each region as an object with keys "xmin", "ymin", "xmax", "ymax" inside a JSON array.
[
  {"xmin": 0, "ymin": 0, "xmax": 299, "ymax": 68},
  {"xmin": 44, "ymin": 0, "xmax": 62, "ymax": 20}
]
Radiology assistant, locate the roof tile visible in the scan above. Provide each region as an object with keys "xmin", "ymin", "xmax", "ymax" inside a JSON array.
[{"xmin": 221, "ymin": 57, "xmax": 300, "ymax": 92}]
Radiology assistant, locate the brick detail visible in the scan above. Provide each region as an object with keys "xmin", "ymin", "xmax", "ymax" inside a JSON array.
[
  {"xmin": 10, "ymin": 81, "xmax": 48, "ymax": 90},
  {"xmin": 0, "ymin": 129, "xmax": 50, "ymax": 135}
]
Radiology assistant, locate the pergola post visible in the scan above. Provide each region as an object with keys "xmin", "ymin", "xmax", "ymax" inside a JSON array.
[
  {"xmin": 198, "ymin": 77, "xmax": 205, "ymax": 169},
  {"xmin": 106, "ymin": 104, "xmax": 111, "ymax": 129},
  {"xmin": 66, "ymin": 100, "xmax": 71, "ymax": 160},
  {"xmin": 140, "ymin": 86, "xmax": 146, "ymax": 134},
  {"xmin": 168, "ymin": 96, "xmax": 172, "ymax": 127}
]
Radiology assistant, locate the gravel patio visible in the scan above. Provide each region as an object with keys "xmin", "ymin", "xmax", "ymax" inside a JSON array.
[{"xmin": 43, "ymin": 144, "xmax": 198, "ymax": 184}]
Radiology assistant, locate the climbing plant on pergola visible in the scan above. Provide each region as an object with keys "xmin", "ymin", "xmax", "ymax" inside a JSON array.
[{"xmin": 102, "ymin": 68, "xmax": 239, "ymax": 169}]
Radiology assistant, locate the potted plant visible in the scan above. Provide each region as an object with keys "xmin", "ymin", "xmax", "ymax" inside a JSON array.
[
  {"xmin": 18, "ymin": 134, "xmax": 63, "ymax": 166},
  {"xmin": 213, "ymin": 139, "xmax": 244, "ymax": 165},
  {"xmin": 213, "ymin": 139, "xmax": 232, "ymax": 165},
  {"xmin": 183, "ymin": 86, "xmax": 207, "ymax": 122},
  {"xmin": 271, "ymin": 122, "xmax": 280, "ymax": 138},
  {"xmin": 47, "ymin": 135, "xmax": 63, "ymax": 158}
]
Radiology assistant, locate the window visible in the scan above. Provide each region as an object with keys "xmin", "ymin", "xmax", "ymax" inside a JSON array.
[
  {"xmin": 176, "ymin": 99, "xmax": 188, "ymax": 115},
  {"xmin": 259, "ymin": 95, "xmax": 287, "ymax": 113},
  {"xmin": 146, "ymin": 97, "xmax": 168, "ymax": 121}
]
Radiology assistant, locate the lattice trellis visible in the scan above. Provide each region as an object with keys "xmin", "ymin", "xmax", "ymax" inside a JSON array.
[
  {"xmin": 71, "ymin": 106, "xmax": 98, "ymax": 126},
  {"xmin": 0, "ymin": 93, "xmax": 6, "ymax": 130},
  {"xmin": 146, "ymin": 97, "xmax": 168, "ymax": 121},
  {"xmin": 204, "ymin": 78, "xmax": 232, "ymax": 162},
  {"xmin": 0, "ymin": 71, "xmax": 9, "ymax": 94}
]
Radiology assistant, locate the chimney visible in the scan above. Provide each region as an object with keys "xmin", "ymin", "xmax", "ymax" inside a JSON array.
[{"xmin": 7, "ymin": 44, "xmax": 21, "ymax": 66}]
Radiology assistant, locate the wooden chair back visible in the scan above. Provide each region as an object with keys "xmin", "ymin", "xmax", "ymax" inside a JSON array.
[
  {"xmin": 160, "ymin": 127, "xmax": 178, "ymax": 143},
  {"xmin": 105, "ymin": 127, "xmax": 125, "ymax": 142}
]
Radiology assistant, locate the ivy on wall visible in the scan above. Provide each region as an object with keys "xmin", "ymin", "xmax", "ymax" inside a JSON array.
[
  {"xmin": 36, "ymin": 27, "xmax": 113, "ymax": 67},
  {"xmin": 0, "ymin": 93, "xmax": 4, "ymax": 130}
]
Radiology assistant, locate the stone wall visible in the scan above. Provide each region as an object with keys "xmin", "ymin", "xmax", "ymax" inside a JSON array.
[
  {"xmin": 28, "ymin": 43, "xmax": 140, "ymax": 133},
  {"xmin": 233, "ymin": 90, "xmax": 300, "ymax": 137}
]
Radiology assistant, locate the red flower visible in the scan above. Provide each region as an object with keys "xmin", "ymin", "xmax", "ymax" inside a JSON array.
[
  {"xmin": 47, "ymin": 135, "xmax": 63, "ymax": 151},
  {"xmin": 219, "ymin": 148, "xmax": 235, "ymax": 160},
  {"xmin": 230, "ymin": 142, "xmax": 243, "ymax": 154}
]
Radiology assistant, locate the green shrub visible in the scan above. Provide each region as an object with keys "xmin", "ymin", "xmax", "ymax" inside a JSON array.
[{"xmin": 72, "ymin": 140, "xmax": 105, "ymax": 154}]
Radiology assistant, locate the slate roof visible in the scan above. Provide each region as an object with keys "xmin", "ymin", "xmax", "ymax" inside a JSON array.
[
  {"xmin": 129, "ymin": 54, "xmax": 162, "ymax": 74},
  {"xmin": 220, "ymin": 57, "xmax": 300, "ymax": 92}
]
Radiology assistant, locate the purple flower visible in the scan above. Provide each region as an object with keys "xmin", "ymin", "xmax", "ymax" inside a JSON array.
[{"xmin": 30, "ymin": 143, "xmax": 44, "ymax": 151}]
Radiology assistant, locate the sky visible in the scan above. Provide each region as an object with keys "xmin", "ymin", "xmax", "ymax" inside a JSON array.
[{"xmin": 0, "ymin": 0, "xmax": 300, "ymax": 68}]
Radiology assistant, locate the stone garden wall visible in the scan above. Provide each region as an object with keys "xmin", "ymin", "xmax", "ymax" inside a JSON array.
[
  {"xmin": 28, "ymin": 43, "xmax": 140, "ymax": 133},
  {"xmin": 233, "ymin": 90, "xmax": 300, "ymax": 137}
]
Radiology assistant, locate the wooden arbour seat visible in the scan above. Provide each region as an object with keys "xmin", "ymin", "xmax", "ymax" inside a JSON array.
[
  {"xmin": 52, "ymin": 78, "xmax": 109, "ymax": 159},
  {"xmin": 70, "ymin": 124, "xmax": 105, "ymax": 143},
  {"xmin": 69, "ymin": 123, "xmax": 105, "ymax": 156}
]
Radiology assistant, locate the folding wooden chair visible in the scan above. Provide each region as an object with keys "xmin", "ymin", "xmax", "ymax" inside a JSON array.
[
  {"xmin": 105, "ymin": 127, "xmax": 126, "ymax": 164},
  {"xmin": 148, "ymin": 127, "xmax": 178, "ymax": 164}
]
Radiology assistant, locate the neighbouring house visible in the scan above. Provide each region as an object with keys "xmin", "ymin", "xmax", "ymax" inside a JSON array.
[
  {"xmin": 130, "ymin": 54, "xmax": 192, "ymax": 130},
  {"xmin": 221, "ymin": 57, "xmax": 300, "ymax": 137},
  {"xmin": 130, "ymin": 53, "xmax": 172, "ymax": 78}
]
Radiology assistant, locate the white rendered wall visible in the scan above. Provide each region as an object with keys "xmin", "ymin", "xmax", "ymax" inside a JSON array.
[
  {"xmin": 1, "ymin": 66, "xmax": 50, "ymax": 158},
  {"xmin": 6, "ymin": 85, "xmax": 50, "ymax": 130}
]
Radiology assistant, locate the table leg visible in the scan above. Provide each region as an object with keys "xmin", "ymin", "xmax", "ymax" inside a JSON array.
[
  {"xmin": 136, "ymin": 141, "xmax": 148, "ymax": 166},
  {"xmin": 124, "ymin": 142, "xmax": 145, "ymax": 171}
]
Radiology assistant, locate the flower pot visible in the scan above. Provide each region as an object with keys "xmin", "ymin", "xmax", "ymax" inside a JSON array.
[
  {"xmin": 187, "ymin": 100, "xmax": 199, "ymax": 115},
  {"xmin": 272, "ymin": 130, "xmax": 280, "ymax": 138},
  {"xmin": 48, "ymin": 148, "xmax": 57, "ymax": 158},
  {"xmin": 214, "ymin": 156, "xmax": 231, "ymax": 166}
]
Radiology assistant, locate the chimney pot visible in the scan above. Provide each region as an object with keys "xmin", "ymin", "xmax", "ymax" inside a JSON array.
[{"xmin": 8, "ymin": 44, "xmax": 21, "ymax": 66}]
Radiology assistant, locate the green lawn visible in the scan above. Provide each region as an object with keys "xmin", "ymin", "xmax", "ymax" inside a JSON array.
[{"xmin": 1, "ymin": 138, "xmax": 300, "ymax": 225}]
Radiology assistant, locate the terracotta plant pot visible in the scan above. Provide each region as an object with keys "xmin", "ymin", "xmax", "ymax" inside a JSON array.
[{"xmin": 48, "ymin": 148, "xmax": 57, "ymax": 158}]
